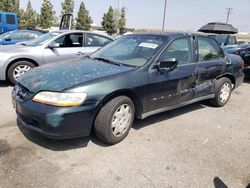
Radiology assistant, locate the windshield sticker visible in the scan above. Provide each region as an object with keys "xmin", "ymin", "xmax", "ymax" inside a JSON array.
[{"xmin": 139, "ymin": 42, "xmax": 159, "ymax": 49}]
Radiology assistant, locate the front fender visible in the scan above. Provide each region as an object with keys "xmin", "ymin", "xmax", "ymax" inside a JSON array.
[{"xmin": 0, "ymin": 55, "xmax": 41, "ymax": 81}]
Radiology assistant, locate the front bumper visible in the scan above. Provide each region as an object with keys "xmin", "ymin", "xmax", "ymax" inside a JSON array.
[{"xmin": 12, "ymin": 86, "xmax": 99, "ymax": 139}]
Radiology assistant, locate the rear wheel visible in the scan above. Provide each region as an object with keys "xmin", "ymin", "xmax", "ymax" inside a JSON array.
[
  {"xmin": 209, "ymin": 77, "xmax": 232, "ymax": 107},
  {"xmin": 94, "ymin": 96, "xmax": 135, "ymax": 145},
  {"xmin": 7, "ymin": 61, "xmax": 35, "ymax": 84}
]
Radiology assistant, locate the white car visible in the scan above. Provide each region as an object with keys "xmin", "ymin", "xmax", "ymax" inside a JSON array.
[{"xmin": 0, "ymin": 30, "xmax": 113, "ymax": 83}]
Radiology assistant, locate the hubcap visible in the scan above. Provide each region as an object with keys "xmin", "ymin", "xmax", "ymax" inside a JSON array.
[
  {"xmin": 13, "ymin": 65, "xmax": 31, "ymax": 80},
  {"xmin": 219, "ymin": 83, "xmax": 231, "ymax": 103},
  {"xmin": 111, "ymin": 104, "xmax": 132, "ymax": 137}
]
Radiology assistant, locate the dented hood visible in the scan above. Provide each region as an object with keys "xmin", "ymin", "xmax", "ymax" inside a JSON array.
[{"xmin": 18, "ymin": 58, "xmax": 133, "ymax": 93}]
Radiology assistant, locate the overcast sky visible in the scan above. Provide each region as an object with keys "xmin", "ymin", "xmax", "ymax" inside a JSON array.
[{"xmin": 20, "ymin": 0, "xmax": 250, "ymax": 32}]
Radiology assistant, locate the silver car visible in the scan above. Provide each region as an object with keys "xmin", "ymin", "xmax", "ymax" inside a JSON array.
[{"xmin": 0, "ymin": 30, "xmax": 113, "ymax": 83}]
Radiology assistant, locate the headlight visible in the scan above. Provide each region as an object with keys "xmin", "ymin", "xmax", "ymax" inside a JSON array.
[{"xmin": 32, "ymin": 92, "xmax": 87, "ymax": 107}]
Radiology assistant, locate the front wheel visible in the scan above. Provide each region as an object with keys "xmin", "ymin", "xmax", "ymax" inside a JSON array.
[
  {"xmin": 209, "ymin": 77, "xmax": 232, "ymax": 107},
  {"xmin": 7, "ymin": 61, "xmax": 35, "ymax": 84},
  {"xmin": 94, "ymin": 96, "xmax": 135, "ymax": 145}
]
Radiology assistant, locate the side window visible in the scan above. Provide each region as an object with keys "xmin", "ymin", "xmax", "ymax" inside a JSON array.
[
  {"xmin": 22, "ymin": 33, "xmax": 37, "ymax": 40},
  {"xmin": 159, "ymin": 37, "xmax": 192, "ymax": 65},
  {"xmin": 10, "ymin": 33, "xmax": 21, "ymax": 40},
  {"xmin": 54, "ymin": 33, "xmax": 83, "ymax": 48},
  {"xmin": 198, "ymin": 37, "xmax": 223, "ymax": 61},
  {"xmin": 6, "ymin": 14, "xmax": 16, "ymax": 25},
  {"xmin": 85, "ymin": 33, "xmax": 112, "ymax": 47}
]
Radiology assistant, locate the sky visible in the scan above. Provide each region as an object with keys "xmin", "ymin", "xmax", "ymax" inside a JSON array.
[{"xmin": 20, "ymin": 0, "xmax": 250, "ymax": 32}]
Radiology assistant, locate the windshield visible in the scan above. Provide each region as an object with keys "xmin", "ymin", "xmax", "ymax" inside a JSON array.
[
  {"xmin": 24, "ymin": 32, "xmax": 61, "ymax": 46},
  {"xmin": 91, "ymin": 35, "xmax": 168, "ymax": 67}
]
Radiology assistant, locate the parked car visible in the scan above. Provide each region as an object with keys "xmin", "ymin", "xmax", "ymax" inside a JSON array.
[
  {"xmin": 237, "ymin": 40, "xmax": 250, "ymax": 45},
  {"xmin": 0, "ymin": 30, "xmax": 113, "ymax": 84},
  {"xmin": 12, "ymin": 32, "xmax": 244, "ymax": 145},
  {"xmin": 224, "ymin": 44, "xmax": 250, "ymax": 76},
  {"xmin": 211, "ymin": 34, "xmax": 238, "ymax": 49},
  {"xmin": 0, "ymin": 30, "xmax": 42, "ymax": 45},
  {"xmin": 0, "ymin": 12, "xmax": 18, "ymax": 34}
]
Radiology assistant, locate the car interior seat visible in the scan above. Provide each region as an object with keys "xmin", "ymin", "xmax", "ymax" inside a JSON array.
[{"xmin": 62, "ymin": 35, "xmax": 73, "ymax": 47}]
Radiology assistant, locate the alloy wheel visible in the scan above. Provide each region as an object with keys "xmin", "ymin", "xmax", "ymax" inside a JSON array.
[{"xmin": 111, "ymin": 104, "xmax": 132, "ymax": 137}]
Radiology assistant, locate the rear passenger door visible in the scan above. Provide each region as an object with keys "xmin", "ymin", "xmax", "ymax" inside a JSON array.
[{"xmin": 194, "ymin": 36, "xmax": 226, "ymax": 98}]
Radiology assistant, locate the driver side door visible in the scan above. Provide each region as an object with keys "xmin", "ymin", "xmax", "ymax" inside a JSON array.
[
  {"xmin": 147, "ymin": 36, "xmax": 197, "ymax": 112},
  {"xmin": 43, "ymin": 33, "xmax": 84, "ymax": 64}
]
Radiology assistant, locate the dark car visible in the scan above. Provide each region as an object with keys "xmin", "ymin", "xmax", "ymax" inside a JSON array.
[
  {"xmin": 12, "ymin": 33, "xmax": 244, "ymax": 145},
  {"xmin": 0, "ymin": 30, "xmax": 42, "ymax": 45},
  {"xmin": 225, "ymin": 44, "xmax": 250, "ymax": 76}
]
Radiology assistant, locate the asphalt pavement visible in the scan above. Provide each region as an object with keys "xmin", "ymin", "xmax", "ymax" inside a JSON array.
[{"xmin": 0, "ymin": 80, "xmax": 250, "ymax": 188}]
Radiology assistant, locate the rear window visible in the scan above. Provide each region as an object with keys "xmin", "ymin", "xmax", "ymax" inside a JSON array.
[{"xmin": 6, "ymin": 14, "xmax": 16, "ymax": 25}]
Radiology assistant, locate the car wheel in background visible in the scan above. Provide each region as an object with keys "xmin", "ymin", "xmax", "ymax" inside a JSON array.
[
  {"xmin": 94, "ymin": 96, "xmax": 135, "ymax": 145},
  {"xmin": 209, "ymin": 77, "xmax": 232, "ymax": 107},
  {"xmin": 7, "ymin": 61, "xmax": 35, "ymax": 84}
]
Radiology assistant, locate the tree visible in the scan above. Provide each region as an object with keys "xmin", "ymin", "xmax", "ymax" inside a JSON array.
[
  {"xmin": 53, "ymin": 13, "xmax": 60, "ymax": 27},
  {"xmin": 0, "ymin": 0, "xmax": 19, "ymax": 13},
  {"xmin": 101, "ymin": 6, "xmax": 116, "ymax": 35},
  {"xmin": 23, "ymin": 0, "xmax": 37, "ymax": 28},
  {"xmin": 75, "ymin": 2, "xmax": 92, "ymax": 30},
  {"xmin": 118, "ymin": 7, "xmax": 127, "ymax": 34},
  {"xmin": 61, "ymin": 0, "xmax": 74, "ymax": 15},
  {"xmin": 40, "ymin": 0, "xmax": 54, "ymax": 29},
  {"xmin": 18, "ymin": 8, "xmax": 25, "ymax": 27}
]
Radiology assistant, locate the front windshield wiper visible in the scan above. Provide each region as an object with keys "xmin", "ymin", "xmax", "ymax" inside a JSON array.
[{"xmin": 93, "ymin": 57, "xmax": 123, "ymax": 67}]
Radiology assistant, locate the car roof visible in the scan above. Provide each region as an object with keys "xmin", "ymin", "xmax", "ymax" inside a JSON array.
[
  {"xmin": 52, "ymin": 30, "xmax": 113, "ymax": 39},
  {"xmin": 3, "ymin": 29, "xmax": 43, "ymax": 35},
  {"xmin": 129, "ymin": 32, "xmax": 210, "ymax": 38}
]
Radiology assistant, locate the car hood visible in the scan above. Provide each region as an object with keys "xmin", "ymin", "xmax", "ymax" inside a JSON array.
[
  {"xmin": 0, "ymin": 44, "xmax": 35, "ymax": 52},
  {"xmin": 18, "ymin": 58, "xmax": 134, "ymax": 93}
]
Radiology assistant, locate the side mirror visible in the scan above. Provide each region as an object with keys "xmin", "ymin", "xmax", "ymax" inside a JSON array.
[
  {"xmin": 4, "ymin": 38, "xmax": 11, "ymax": 42},
  {"xmin": 156, "ymin": 58, "xmax": 178, "ymax": 71},
  {"xmin": 48, "ymin": 43, "xmax": 60, "ymax": 49}
]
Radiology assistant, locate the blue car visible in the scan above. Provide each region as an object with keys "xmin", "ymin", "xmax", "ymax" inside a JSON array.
[{"xmin": 0, "ymin": 30, "xmax": 43, "ymax": 45}]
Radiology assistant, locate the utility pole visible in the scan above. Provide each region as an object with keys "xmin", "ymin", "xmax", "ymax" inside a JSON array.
[
  {"xmin": 226, "ymin": 8, "xmax": 233, "ymax": 23},
  {"xmin": 162, "ymin": 0, "xmax": 167, "ymax": 31},
  {"xmin": 118, "ymin": 0, "xmax": 120, "ymax": 11},
  {"xmin": 117, "ymin": 0, "xmax": 121, "ymax": 33}
]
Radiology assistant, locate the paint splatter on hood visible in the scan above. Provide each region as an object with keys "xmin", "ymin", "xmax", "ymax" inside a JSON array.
[{"xmin": 18, "ymin": 57, "xmax": 133, "ymax": 93}]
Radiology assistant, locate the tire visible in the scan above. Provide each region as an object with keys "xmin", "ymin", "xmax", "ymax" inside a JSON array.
[
  {"xmin": 7, "ymin": 61, "xmax": 35, "ymax": 84},
  {"xmin": 94, "ymin": 96, "xmax": 135, "ymax": 145},
  {"xmin": 209, "ymin": 77, "xmax": 232, "ymax": 107}
]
